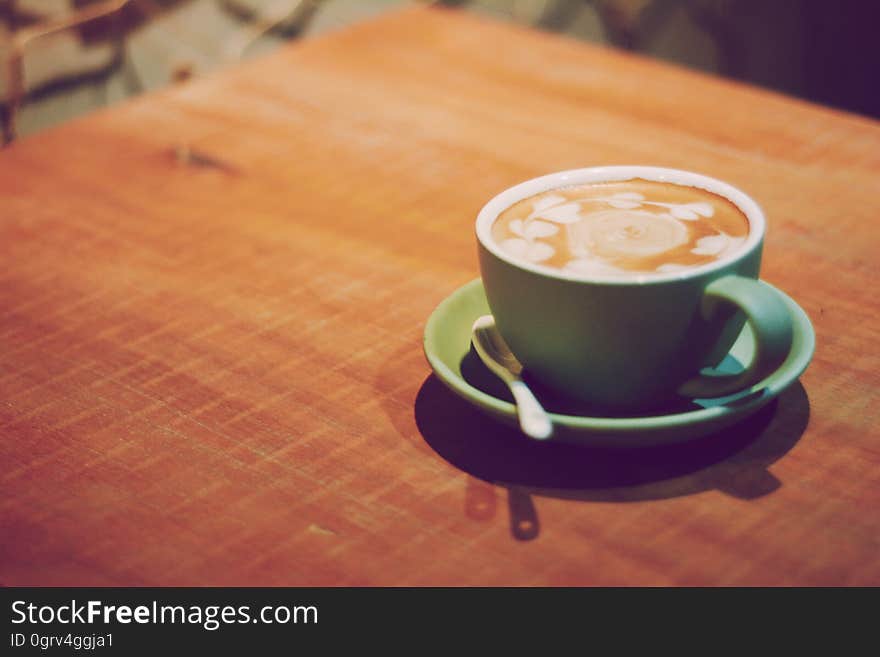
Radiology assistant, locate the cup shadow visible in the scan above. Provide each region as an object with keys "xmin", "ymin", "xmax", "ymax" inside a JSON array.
[{"xmin": 414, "ymin": 371, "xmax": 810, "ymax": 538}]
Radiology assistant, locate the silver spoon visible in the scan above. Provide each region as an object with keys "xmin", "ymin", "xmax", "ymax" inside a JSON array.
[{"xmin": 471, "ymin": 315, "xmax": 553, "ymax": 440}]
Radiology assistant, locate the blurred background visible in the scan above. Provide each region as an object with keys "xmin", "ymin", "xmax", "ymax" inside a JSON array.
[{"xmin": 1, "ymin": 0, "xmax": 878, "ymax": 144}]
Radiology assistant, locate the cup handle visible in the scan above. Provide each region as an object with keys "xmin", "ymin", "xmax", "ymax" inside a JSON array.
[{"xmin": 678, "ymin": 275, "xmax": 793, "ymax": 399}]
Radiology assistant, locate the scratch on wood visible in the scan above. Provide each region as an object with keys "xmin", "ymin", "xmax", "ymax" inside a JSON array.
[
  {"xmin": 307, "ymin": 523, "xmax": 338, "ymax": 536},
  {"xmin": 171, "ymin": 144, "xmax": 240, "ymax": 175}
]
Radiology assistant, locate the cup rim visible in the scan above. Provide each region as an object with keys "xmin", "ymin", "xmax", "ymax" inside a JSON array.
[{"xmin": 475, "ymin": 166, "xmax": 765, "ymax": 285}]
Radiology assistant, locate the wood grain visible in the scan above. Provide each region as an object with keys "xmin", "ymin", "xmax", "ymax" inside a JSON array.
[{"xmin": 1, "ymin": 5, "xmax": 879, "ymax": 586}]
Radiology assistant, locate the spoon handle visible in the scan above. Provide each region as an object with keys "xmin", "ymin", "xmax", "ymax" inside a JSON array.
[{"xmin": 509, "ymin": 380, "xmax": 553, "ymax": 440}]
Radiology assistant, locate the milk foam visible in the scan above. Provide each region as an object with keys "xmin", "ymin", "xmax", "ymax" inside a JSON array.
[{"xmin": 490, "ymin": 180, "xmax": 749, "ymax": 276}]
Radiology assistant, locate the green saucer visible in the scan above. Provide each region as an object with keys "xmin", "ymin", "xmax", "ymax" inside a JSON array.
[{"xmin": 423, "ymin": 278, "xmax": 814, "ymax": 447}]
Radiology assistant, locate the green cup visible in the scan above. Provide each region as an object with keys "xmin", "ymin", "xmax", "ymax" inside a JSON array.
[{"xmin": 476, "ymin": 166, "xmax": 793, "ymax": 411}]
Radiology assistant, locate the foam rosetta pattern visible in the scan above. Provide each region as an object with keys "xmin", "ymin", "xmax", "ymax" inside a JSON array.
[{"xmin": 491, "ymin": 181, "xmax": 749, "ymax": 277}]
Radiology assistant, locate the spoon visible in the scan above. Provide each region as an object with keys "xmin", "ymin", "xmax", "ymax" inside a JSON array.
[{"xmin": 471, "ymin": 315, "xmax": 553, "ymax": 440}]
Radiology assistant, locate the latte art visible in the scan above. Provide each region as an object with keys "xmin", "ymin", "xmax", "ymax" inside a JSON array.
[
  {"xmin": 491, "ymin": 179, "xmax": 750, "ymax": 277},
  {"xmin": 570, "ymin": 210, "xmax": 688, "ymax": 258}
]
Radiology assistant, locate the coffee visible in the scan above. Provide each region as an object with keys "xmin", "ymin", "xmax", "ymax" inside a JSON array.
[{"xmin": 490, "ymin": 179, "xmax": 750, "ymax": 277}]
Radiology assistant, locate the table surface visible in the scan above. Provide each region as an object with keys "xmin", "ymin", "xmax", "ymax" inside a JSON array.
[{"xmin": 2, "ymin": 5, "xmax": 879, "ymax": 587}]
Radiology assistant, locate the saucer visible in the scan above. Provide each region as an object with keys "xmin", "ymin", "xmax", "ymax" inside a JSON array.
[{"xmin": 423, "ymin": 278, "xmax": 814, "ymax": 447}]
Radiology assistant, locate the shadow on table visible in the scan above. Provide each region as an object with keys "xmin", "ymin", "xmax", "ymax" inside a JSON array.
[{"xmin": 413, "ymin": 373, "xmax": 810, "ymax": 541}]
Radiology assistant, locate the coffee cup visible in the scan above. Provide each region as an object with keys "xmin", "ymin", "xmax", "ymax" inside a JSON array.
[{"xmin": 475, "ymin": 166, "xmax": 793, "ymax": 411}]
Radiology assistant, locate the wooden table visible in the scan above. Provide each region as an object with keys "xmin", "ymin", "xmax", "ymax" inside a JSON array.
[{"xmin": 2, "ymin": 5, "xmax": 878, "ymax": 587}]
